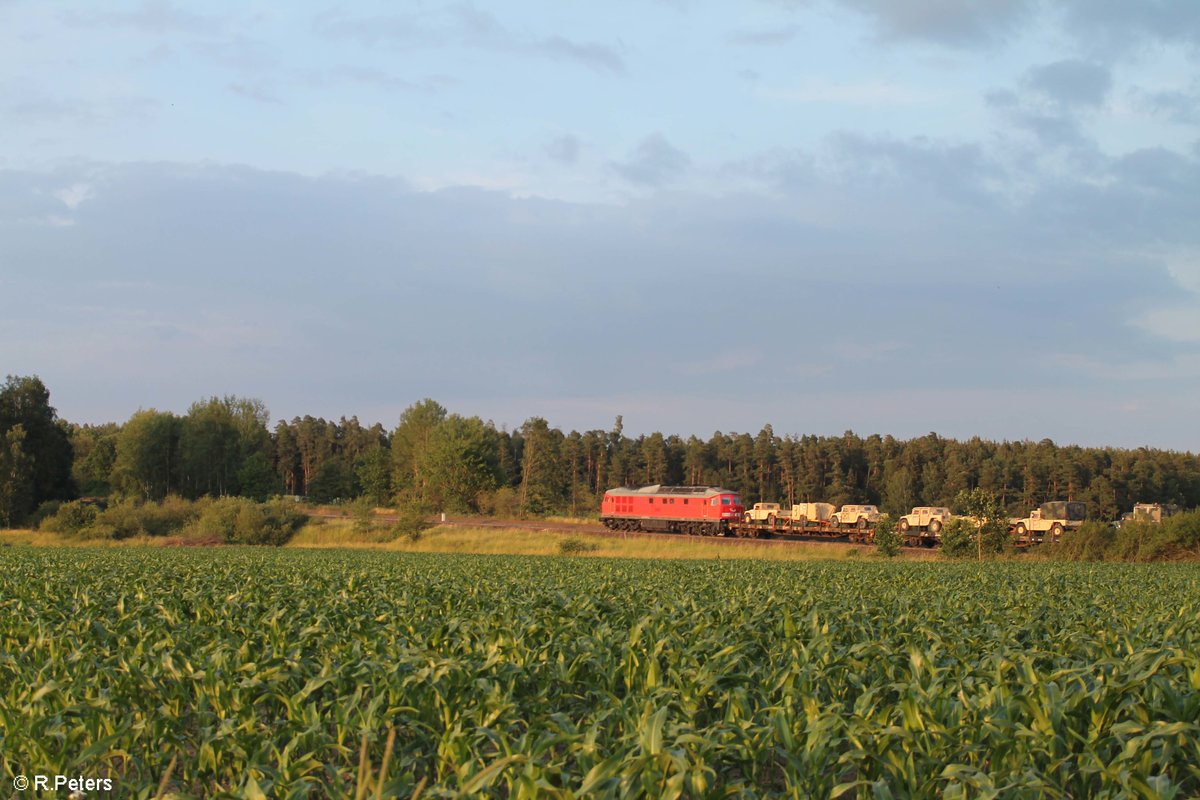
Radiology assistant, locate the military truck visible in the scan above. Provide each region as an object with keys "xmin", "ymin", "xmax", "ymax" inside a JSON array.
[
  {"xmin": 1013, "ymin": 501, "xmax": 1088, "ymax": 544},
  {"xmin": 1117, "ymin": 502, "xmax": 1180, "ymax": 527},
  {"xmin": 830, "ymin": 504, "xmax": 880, "ymax": 530},
  {"xmin": 897, "ymin": 506, "xmax": 953, "ymax": 536},
  {"xmin": 744, "ymin": 502, "xmax": 785, "ymax": 525},
  {"xmin": 787, "ymin": 502, "xmax": 836, "ymax": 529}
]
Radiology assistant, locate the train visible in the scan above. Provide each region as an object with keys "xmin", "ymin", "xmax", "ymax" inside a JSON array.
[
  {"xmin": 600, "ymin": 485, "xmax": 746, "ymax": 536},
  {"xmin": 600, "ymin": 485, "xmax": 1175, "ymax": 548}
]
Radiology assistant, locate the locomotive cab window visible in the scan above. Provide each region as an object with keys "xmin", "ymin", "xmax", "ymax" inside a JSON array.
[{"xmin": 721, "ymin": 497, "xmax": 731, "ymax": 505}]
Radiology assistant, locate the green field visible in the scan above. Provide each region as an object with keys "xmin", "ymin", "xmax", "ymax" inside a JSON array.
[{"xmin": 2, "ymin": 548, "xmax": 1198, "ymax": 798}]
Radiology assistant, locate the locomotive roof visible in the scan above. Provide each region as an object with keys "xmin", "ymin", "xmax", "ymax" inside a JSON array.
[{"xmin": 604, "ymin": 485, "xmax": 735, "ymax": 498}]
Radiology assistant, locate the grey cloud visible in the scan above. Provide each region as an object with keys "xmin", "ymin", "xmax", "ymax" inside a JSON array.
[
  {"xmin": 8, "ymin": 93, "xmax": 160, "ymax": 126},
  {"xmin": 227, "ymin": 83, "xmax": 280, "ymax": 105},
  {"xmin": 315, "ymin": 7, "xmax": 624, "ymax": 74},
  {"xmin": 1058, "ymin": 0, "xmax": 1200, "ymax": 56},
  {"xmin": 59, "ymin": 0, "xmax": 220, "ymax": 34},
  {"xmin": 1133, "ymin": 82, "xmax": 1200, "ymax": 125},
  {"xmin": 189, "ymin": 36, "xmax": 275, "ymax": 73},
  {"xmin": 728, "ymin": 24, "xmax": 802, "ymax": 46},
  {"xmin": 329, "ymin": 66, "xmax": 455, "ymax": 94},
  {"xmin": 826, "ymin": 133, "xmax": 998, "ymax": 205},
  {"xmin": 609, "ymin": 135, "xmax": 691, "ymax": 185},
  {"xmin": 1024, "ymin": 60, "xmax": 1112, "ymax": 109},
  {"xmin": 2, "ymin": 154, "xmax": 1197, "ymax": 445},
  {"xmin": 986, "ymin": 62, "xmax": 1112, "ymax": 149},
  {"xmin": 534, "ymin": 36, "xmax": 624, "ymax": 74},
  {"xmin": 544, "ymin": 135, "xmax": 581, "ymax": 164},
  {"xmin": 226, "ymin": 83, "xmax": 278, "ymax": 104},
  {"xmin": 833, "ymin": 0, "xmax": 1035, "ymax": 47}
]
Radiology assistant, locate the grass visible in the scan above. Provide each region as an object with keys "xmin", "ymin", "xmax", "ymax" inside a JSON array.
[
  {"xmin": 289, "ymin": 518, "xmax": 877, "ymax": 561},
  {"xmin": 0, "ymin": 528, "xmax": 161, "ymax": 547},
  {"xmin": 3, "ymin": 519, "xmax": 935, "ymax": 562}
]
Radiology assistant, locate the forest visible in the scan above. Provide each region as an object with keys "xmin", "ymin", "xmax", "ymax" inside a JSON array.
[{"xmin": 2, "ymin": 374, "xmax": 1199, "ymax": 527}]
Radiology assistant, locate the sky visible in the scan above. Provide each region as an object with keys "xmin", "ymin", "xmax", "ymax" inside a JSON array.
[{"xmin": 2, "ymin": 1, "xmax": 1199, "ymax": 450}]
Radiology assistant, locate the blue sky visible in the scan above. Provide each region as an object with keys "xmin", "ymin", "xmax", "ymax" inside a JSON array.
[{"xmin": 2, "ymin": 1, "xmax": 1199, "ymax": 449}]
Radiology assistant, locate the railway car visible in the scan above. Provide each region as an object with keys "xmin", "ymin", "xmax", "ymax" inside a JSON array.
[{"xmin": 601, "ymin": 485, "xmax": 745, "ymax": 536}]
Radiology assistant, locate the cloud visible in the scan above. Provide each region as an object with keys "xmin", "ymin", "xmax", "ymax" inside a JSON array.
[
  {"xmin": 832, "ymin": 0, "xmax": 1035, "ymax": 47},
  {"xmin": 227, "ymin": 83, "xmax": 280, "ymax": 104},
  {"xmin": 609, "ymin": 134, "xmax": 690, "ymax": 185},
  {"xmin": 59, "ymin": 0, "xmax": 220, "ymax": 34},
  {"xmin": 985, "ymin": 60, "xmax": 1115, "ymax": 150},
  {"xmin": 544, "ymin": 135, "xmax": 581, "ymax": 164},
  {"xmin": 52, "ymin": 183, "xmax": 94, "ymax": 210},
  {"xmin": 315, "ymin": 7, "xmax": 625, "ymax": 74},
  {"xmin": 757, "ymin": 78, "xmax": 933, "ymax": 106},
  {"xmin": 326, "ymin": 66, "xmax": 455, "ymax": 94},
  {"xmin": 1023, "ymin": 60, "xmax": 1112, "ymax": 109},
  {"xmin": 727, "ymin": 24, "xmax": 802, "ymax": 46},
  {"xmin": 1132, "ymin": 81, "xmax": 1200, "ymax": 126},
  {"xmin": 1, "ymin": 153, "xmax": 1197, "ymax": 446},
  {"xmin": 1057, "ymin": 0, "xmax": 1200, "ymax": 56}
]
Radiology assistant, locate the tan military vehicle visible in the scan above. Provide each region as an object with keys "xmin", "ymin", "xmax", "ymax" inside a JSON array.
[
  {"xmin": 744, "ymin": 502, "xmax": 784, "ymax": 525},
  {"xmin": 1013, "ymin": 501, "xmax": 1088, "ymax": 544},
  {"xmin": 830, "ymin": 504, "xmax": 880, "ymax": 530},
  {"xmin": 787, "ymin": 502, "xmax": 835, "ymax": 528},
  {"xmin": 897, "ymin": 506, "xmax": 953, "ymax": 536},
  {"xmin": 1118, "ymin": 502, "xmax": 1180, "ymax": 526}
]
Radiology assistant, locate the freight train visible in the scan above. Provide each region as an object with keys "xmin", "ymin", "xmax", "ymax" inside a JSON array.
[
  {"xmin": 601, "ymin": 485, "xmax": 1173, "ymax": 547},
  {"xmin": 600, "ymin": 485, "xmax": 746, "ymax": 536}
]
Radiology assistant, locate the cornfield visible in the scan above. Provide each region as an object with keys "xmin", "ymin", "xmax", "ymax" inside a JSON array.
[{"xmin": 2, "ymin": 548, "xmax": 1198, "ymax": 798}]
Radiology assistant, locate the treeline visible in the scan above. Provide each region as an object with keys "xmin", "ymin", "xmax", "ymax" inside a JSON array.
[{"xmin": 3, "ymin": 374, "xmax": 1200, "ymax": 526}]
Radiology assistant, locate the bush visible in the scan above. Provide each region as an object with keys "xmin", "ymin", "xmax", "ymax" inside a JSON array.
[
  {"xmin": 350, "ymin": 498, "xmax": 379, "ymax": 534},
  {"xmin": 27, "ymin": 500, "xmax": 63, "ymax": 528},
  {"xmin": 558, "ymin": 537, "xmax": 599, "ymax": 555},
  {"xmin": 1045, "ymin": 521, "xmax": 1115, "ymax": 561},
  {"xmin": 477, "ymin": 487, "xmax": 520, "ymax": 518},
  {"xmin": 873, "ymin": 514, "xmax": 901, "ymax": 558},
  {"xmin": 184, "ymin": 497, "xmax": 305, "ymax": 546},
  {"xmin": 389, "ymin": 504, "xmax": 432, "ymax": 542},
  {"xmin": 939, "ymin": 518, "xmax": 975, "ymax": 559},
  {"xmin": 1039, "ymin": 511, "xmax": 1200, "ymax": 562},
  {"xmin": 40, "ymin": 500, "xmax": 99, "ymax": 536}
]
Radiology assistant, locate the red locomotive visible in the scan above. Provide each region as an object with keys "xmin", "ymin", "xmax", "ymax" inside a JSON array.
[{"xmin": 600, "ymin": 485, "xmax": 745, "ymax": 536}]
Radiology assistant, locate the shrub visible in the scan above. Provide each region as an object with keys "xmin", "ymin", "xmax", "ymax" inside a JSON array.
[
  {"xmin": 477, "ymin": 487, "xmax": 520, "ymax": 518},
  {"xmin": 40, "ymin": 500, "xmax": 99, "ymax": 536},
  {"xmin": 350, "ymin": 498, "xmax": 379, "ymax": 534},
  {"xmin": 873, "ymin": 514, "xmax": 901, "ymax": 558},
  {"xmin": 558, "ymin": 537, "xmax": 599, "ymax": 555},
  {"xmin": 184, "ymin": 497, "xmax": 305, "ymax": 546},
  {"xmin": 939, "ymin": 518, "xmax": 975, "ymax": 559},
  {"xmin": 389, "ymin": 504, "xmax": 432, "ymax": 542},
  {"xmin": 1042, "ymin": 511, "xmax": 1200, "ymax": 562},
  {"xmin": 27, "ymin": 500, "xmax": 63, "ymax": 528}
]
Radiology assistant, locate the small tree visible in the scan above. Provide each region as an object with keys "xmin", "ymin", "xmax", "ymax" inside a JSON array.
[
  {"xmin": 939, "ymin": 518, "xmax": 975, "ymax": 558},
  {"xmin": 873, "ymin": 513, "xmax": 901, "ymax": 558},
  {"xmin": 954, "ymin": 487, "xmax": 1010, "ymax": 560}
]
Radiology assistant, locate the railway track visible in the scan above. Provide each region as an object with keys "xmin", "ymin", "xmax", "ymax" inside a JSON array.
[{"xmin": 308, "ymin": 510, "xmax": 878, "ymax": 549}]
